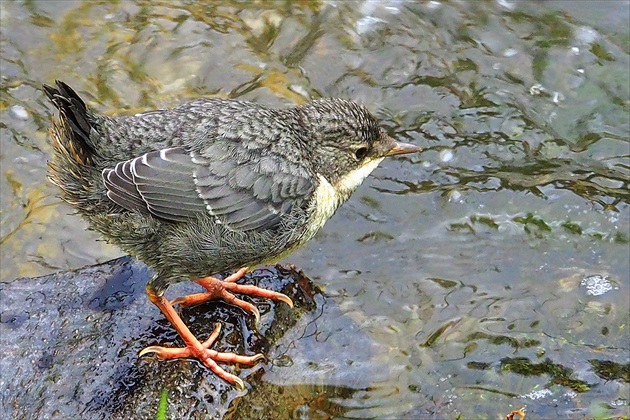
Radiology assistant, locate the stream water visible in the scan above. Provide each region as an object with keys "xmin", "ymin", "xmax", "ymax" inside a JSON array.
[{"xmin": 1, "ymin": 1, "xmax": 628, "ymax": 418}]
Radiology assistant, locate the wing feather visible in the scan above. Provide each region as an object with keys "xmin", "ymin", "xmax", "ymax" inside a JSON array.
[{"xmin": 102, "ymin": 146, "xmax": 314, "ymax": 231}]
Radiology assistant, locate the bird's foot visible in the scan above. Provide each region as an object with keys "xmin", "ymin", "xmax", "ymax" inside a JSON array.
[
  {"xmin": 139, "ymin": 322, "xmax": 264, "ymax": 390},
  {"xmin": 170, "ymin": 267, "xmax": 294, "ymax": 323}
]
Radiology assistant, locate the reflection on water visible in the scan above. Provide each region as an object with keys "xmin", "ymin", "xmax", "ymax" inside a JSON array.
[{"xmin": 1, "ymin": 0, "xmax": 628, "ymax": 418}]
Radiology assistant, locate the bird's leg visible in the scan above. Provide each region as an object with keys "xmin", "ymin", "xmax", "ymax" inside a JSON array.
[
  {"xmin": 139, "ymin": 285, "xmax": 264, "ymax": 390},
  {"xmin": 170, "ymin": 267, "xmax": 294, "ymax": 323}
]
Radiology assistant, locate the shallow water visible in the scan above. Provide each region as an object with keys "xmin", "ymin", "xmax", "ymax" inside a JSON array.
[{"xmin": 1, "ymin": 0, "xmax": 628, "ymax": 418}]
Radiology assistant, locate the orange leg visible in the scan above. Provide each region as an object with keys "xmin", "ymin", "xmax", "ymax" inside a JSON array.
[
  {"xmin": 139, "ymin": 287, "xmax": 264, "ymax": 390},
  {"xmin": 170, "ymin": 267, "xmax": 294, "ymax": 323}
]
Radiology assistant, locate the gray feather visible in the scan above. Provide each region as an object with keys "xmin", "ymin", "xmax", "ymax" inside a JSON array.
[{"xmin": 102, "ymin": 146, "xmax": 315, "ymax": 231}]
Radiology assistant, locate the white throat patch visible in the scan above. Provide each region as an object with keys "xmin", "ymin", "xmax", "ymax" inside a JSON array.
[
  {"xmin": 335, "ymin": 157, "xmax": 384, "ymax": 198},
  {"xmin": 302, "ymin": 157, "xmax": 384, "ymax": 244}
]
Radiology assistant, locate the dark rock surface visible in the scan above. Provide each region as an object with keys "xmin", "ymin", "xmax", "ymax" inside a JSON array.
[{"xmin": 0, "ymin": 257, "xmax": 319, "ymax": 419}]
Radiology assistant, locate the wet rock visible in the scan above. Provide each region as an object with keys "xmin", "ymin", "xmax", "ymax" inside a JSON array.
[
  {"xmin": 228, "ymin": 294, "xmax": 397, "ymax": 420},
  {"xmin": 0, "ymin": 257, "xmax": 319, "ymax": 419}
]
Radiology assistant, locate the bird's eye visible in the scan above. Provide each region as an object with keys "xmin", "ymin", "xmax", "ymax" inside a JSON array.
[{"xmin": 354, "ymin": 147, "xmax": 369, "ymax": 160}]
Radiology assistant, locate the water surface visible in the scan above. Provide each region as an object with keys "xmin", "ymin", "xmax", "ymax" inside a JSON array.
[{"xmin": 1, "ymin": 0, "xmax": 628, "ymax": 418}]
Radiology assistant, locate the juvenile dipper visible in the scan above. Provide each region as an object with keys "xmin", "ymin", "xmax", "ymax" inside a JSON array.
[{"xmin": 43, "ymin": 80, "xmax": 421, "ymax": 389}]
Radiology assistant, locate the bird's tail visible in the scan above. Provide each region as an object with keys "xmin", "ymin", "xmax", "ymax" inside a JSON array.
[
  {"xmin": 43, "ymin": 81, "xmax": 97, "ymax": 165},
  {"xmin": 43, "ymin": 81, "xmax": 103, "ymax": 208}
]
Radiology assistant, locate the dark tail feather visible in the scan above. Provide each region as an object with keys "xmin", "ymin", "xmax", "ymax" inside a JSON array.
[
  {"xmin": 44, "ymin": 81, "xmax": 106, "ymax": 209},
  {"xmin": 43, "ymin": 80, "xmax": 97, "ymax": 164}
]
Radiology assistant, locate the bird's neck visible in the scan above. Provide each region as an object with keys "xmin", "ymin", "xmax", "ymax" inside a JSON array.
[
  {"xmin": 333, "ymin": 157, "xmax": 384, "ymax": 199},
  {"xmin": 303, "ymin": 157, "xmax": 384, "ymax": 243}
]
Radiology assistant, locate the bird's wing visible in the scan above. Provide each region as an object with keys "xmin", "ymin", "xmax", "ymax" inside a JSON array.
[{"xmin": 102, "ymin": 146, "xmax": 314, "ymax": 231}]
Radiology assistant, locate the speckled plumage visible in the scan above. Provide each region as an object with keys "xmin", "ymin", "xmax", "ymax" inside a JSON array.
[
  {"xmin": 43, "ymin": 81, "xmax": 416, "ymax": 294},
  {"xmin": 43, "ymin": 81, "xmax": 421, "ymax": 388}
]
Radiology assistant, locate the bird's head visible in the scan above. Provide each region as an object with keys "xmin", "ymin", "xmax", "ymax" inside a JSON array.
[{"xmin": 297, "ymin": 98, "xmax": 421, "ymax": 199}]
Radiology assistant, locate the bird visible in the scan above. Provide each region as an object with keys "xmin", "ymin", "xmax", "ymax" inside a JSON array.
[{"xmin": 43, "ymin": 80, "xmax": 421, "ymax": 389}]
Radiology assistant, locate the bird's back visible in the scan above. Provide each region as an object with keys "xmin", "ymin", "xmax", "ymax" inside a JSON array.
[{"xmin": 83, "ymin": 98, "xmax": 299, "ymax": 162}]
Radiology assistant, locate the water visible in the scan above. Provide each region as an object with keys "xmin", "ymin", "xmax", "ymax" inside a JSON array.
[{"xmin": 1, "ymin": 0, "xmax": 628, "ymax": 418}]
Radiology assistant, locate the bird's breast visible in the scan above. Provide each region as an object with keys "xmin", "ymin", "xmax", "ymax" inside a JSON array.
[{"xmin": 306, "ymin": 174, "xmax": 341, "ymax": 239}]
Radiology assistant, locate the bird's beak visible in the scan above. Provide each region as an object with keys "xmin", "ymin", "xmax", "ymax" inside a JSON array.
[{"xmin": 386, "ymin": 141, "xmax": 422, "ymax": 156}]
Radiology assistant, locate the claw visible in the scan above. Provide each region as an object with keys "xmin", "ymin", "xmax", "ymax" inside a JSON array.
[
  {"xmin": 276, "ymin": 293, "xmax": 294, "ymax": 309},
  {"xmin": 139, "ymin": 345, "xmax": 163, "ymax": 358},
  {"xmin": 233, "ymin": 376, "xmax": 245, "ymax": 391}
]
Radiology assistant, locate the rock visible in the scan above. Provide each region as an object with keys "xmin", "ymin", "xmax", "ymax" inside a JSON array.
[{"xmin": 0, "ymin": 257, "xmax": 319, "ymax": 419}]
